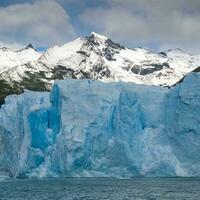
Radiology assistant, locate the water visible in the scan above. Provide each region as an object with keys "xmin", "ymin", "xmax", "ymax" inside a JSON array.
[{"xmin": 0, "ymin": 178, "xmax": 200, "ymax": 200}]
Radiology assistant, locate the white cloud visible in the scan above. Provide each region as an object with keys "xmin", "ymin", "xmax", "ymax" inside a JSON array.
[
  {"xmin": 0, "ymin": 0, "xmax": 75, "ymax": 47},
  {"xmin": 80, "ymin": 0, "xmax": 200, "ymax": 53}
]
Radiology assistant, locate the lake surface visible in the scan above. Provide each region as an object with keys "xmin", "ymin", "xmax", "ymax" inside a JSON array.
[{"xmin": 0, "ymin": 178, "xmax": 200, "ymax": 200}]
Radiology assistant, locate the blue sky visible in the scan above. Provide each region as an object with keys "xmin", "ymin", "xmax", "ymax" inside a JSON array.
[{"xmin": 0, "ymin": 0, "xmax": 200, "ymax": 54}]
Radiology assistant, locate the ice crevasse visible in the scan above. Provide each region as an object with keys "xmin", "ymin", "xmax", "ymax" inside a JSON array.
[{"xmin": 0, "ymin": 72, "xmax": 199, "ymax": 178}]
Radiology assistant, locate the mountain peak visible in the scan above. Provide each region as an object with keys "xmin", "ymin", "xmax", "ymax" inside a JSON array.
[
  {"xmin": 25, "ymin": 43, "xmax": 35, "ymax": 50},
  {"xmin": 90, "ymin": 32, "xmax": 108, "ymax": 41},
  {"xmin": 168, "ymin": 48, "xmax": 185, "ymax": 53},
  {"xmin": 0, "ymin": 47, "xmax": 11, "ymax": 52},
  {"xmin": 16, "ymin": 43, "xmax": 38, "ymax": 52}
]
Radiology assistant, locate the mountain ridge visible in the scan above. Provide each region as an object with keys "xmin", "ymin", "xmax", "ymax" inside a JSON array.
[{"xmin": 0, "ymin": 32, "xmax": 200, "ymax": 104}]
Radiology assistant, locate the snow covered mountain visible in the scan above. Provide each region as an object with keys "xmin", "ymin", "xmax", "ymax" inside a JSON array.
[
  {"xmin": 0, "ymin": 32, "xmax": 200, "ymax": 104},
  {"xmin": 0, "ymin": 44, "xmax": 41, "ymax": 104},
  {"xmin": 0, "ymin": 44, "xmax": 41, "ymax": 74}
]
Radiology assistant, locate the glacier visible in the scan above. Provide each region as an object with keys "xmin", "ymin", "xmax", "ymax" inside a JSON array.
[{"xmin": 0, "ymin": 72, "xmax": 199, "ymax": 178}]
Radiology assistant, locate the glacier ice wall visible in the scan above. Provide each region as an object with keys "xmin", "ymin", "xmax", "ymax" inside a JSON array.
[
  {"xmin": 47, "ymin": 80, "xmax": 176, "ymax": 177},
  {"xmin": 0, "ymin": 72, "xmax": 199, "ymax": 178},
  {"xmin": 166, "ymin": 73, "xmax": 200, "ymax": 176},
  {"xmin": 0, "ymin": 91, "xmax": 50, "ymax": 177}
]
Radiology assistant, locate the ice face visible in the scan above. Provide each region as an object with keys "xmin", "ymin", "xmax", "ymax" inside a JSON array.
[
  {"xmin": 166, "ymin": 73, "xmax": 200, "ymax": 176},
  {"xmin": 46, "ymin": 80, "xmax": 170, "ymax": 177},
  {"xmin": 0, "ymin": 91, "xmax": 50, "ymax": 177},
  {"xmin": 0, "ymin": 72, "xmax": 199, "ymax": 178}
]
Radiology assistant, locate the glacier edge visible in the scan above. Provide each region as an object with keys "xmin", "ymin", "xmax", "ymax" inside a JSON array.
[{"xmin": 0, "ymin": 72, "xmax": 199, "ymax": 178}]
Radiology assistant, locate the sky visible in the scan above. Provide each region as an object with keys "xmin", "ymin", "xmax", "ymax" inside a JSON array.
[{"xmin": 0, "ymin": 0, "xmax": 200, "ymax": 54}]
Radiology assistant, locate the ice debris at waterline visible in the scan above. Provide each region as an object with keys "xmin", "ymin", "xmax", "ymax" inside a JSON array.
[{"xmin": 0, "ymin": 72, "xmax": 199, "ymax": 178}]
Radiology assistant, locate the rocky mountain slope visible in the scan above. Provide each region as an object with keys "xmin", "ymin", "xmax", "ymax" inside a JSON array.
[{"xmin": 0, "ymin": 32, "xmax": 200, "ymax": 104}]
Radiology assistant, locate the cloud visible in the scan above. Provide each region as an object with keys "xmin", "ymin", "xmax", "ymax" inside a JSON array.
[
  {"xmin": 1, "ymin": 0, "xmax": 200, "ymax": 53},
  {"xmin": 80, "ymin": 0, "xmax": 200, "ymax": 53},
  {"xmin": 0, "ymin": 0, "xmax": 75, "ymax": 47}
]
